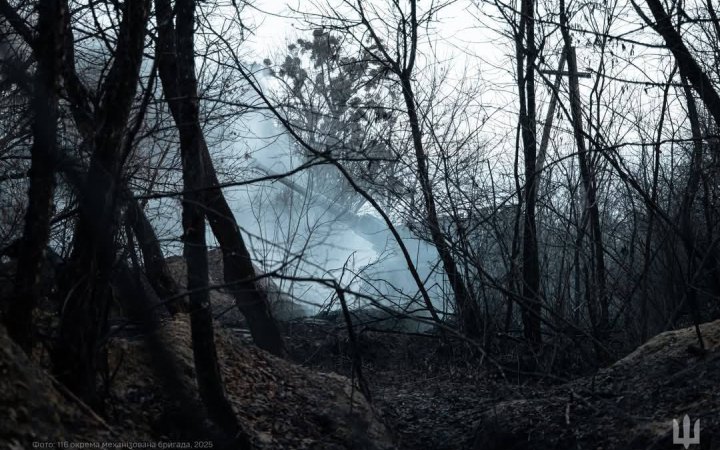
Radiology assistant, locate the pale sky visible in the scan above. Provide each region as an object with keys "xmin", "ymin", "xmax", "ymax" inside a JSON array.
[
  {"xmin": 239, "ymin": 0, "xmax": 516, "ymax": 157},
  {"xmin": 241, "ymin": 0, "xmax": 504, "ymax": 71},
  {"xmin": 235, "ymin": 0, "xmax": 681, "ymax": 169}
]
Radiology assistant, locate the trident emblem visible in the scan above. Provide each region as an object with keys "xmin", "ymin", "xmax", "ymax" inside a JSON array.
[{"xmin": 673, "ymin": 415, "xmax": 700, "ymax": 448}]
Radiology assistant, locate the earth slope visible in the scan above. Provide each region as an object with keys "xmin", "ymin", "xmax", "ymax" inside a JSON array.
[{"xmin": 473, "ymin": 320, "xmax": 720, "ymax": 449}]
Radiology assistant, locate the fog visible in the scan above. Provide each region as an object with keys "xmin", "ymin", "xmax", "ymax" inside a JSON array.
[{"xmin": 145, "ymin": 68, "xmax": 445, "ymax": 317}]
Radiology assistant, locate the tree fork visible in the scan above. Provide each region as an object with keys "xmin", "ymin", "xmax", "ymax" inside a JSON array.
[{"xmin": 52, "ymin": 0, "xmax": 151, "ymax": 408}]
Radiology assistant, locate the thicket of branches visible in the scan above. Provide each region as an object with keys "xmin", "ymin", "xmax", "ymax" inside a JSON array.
[{"xmin": 0, "ymin": 0, "xmax": 719, "ymax": 440}]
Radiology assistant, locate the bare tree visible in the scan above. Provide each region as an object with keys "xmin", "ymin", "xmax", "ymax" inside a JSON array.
[
  {"xmin": 558, "ymin": 0, "xmax": 609, "ymax": 342},
  {"xmin": 50, "ymin": 0, "xmax": 152, "ymax": 408},
  {"xmin": 5, "ymin": 0, "xmax": 63, "ymax": 352},
  {"xmin": 516, "ymin": 0, "xmax": 543, "ymax": 348},
  {"xmin": 172, "ymin": 0, "xmax": 249, "ymax": 441},
  {"xmin": 154, "ymin": 0, "xmax": 285, "ymax": 356},
  {"xmin": 641, "ymin": 0, "xmax": 720, "ymax": 125},
  {"xmin": 313, "ymin": 0, "xmax": 484, "ymax": 338}
]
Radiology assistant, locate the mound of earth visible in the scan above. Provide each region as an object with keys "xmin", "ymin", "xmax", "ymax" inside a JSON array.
[
  {"xmin": 284, "ymin": 319, "xmax": 512, "ymax": 450},
  {"xmin": 4, "ymin": 290, "xmax": 719, "ymax": 450},
  {"xmin": 108, "ymin": 316, "xmax": 395, "ymax": 449},
  {"xmin": 0, "ymin": 324, "xmax": 115, "ymax": 447},
  {"xmin": 472, "ymin": 320, "xmax": 720, "ymax": 450},
  {"xmin": 165, "ymin": 250, "xmax": 308, "ymax": 325},
  {"xmin": 0, "ymin": 316, "xmax": 394, "ymax": 449}
]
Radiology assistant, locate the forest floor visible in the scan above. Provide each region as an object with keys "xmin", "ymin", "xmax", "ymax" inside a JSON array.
[
  {"xmin": 284, "ymin": 319, "xmax": 720, "ymax": 450},
  {"xmin": 283, "ymin": 321, "xmax": 512, "ymax": 450},
  {"xmin": 2, "ymin": 313, "xmax": 720, "ymax": 449}
]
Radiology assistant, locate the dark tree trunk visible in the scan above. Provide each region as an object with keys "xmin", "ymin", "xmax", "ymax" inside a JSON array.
[
  {"xmin": 399, "ymin": 76, "xmax": 482, "ymax": 339},
  {"xmin": 644, "ymin": 0, "xmax": 720, "ymax": 126},
  {"xmin": 111, "ymin": 263, "xmax": 217, "ymax": 442},
  {"xmin": 516, "ymin": 0, "xmax": 543, "ymax": 348},
  {"xmin": 678, "ymin": 74, "xmax": 708, "ymax": 351},
  {"xmin": 558, "ymin": 8, "xmax": 609, "ymax": 340},
  {"xmin": 380, "ymin": 0, "xmax": 482, "ymax": 339},
  {"xmin": 52, "ymin": 0, "xmax": 150, "ymax": 408},
  {"xmin": 200, "ymin": 149, "xmax": 286, "ymax": 356},
  {"xmin": 171, "ymin": 1, "xmax": 250, "ymax": 442},
  {"xmin": 0, "ymin": 0, "xmax": 182, "ymax": 320},
  {"xmin": 126, "ymin": 198, "xmax": 186, "ymax": 314},
  {"xmin": 154, "ymin": 0, "xmax": 285, "ymax": 357},
  {"xmin": 5, "ymin": 0, "xmax": 63, "ymax": 353},
  {"xmin": 177, "ymin": 73, "xmax": 244, "ymax": 448},
  {"xmin": 639, "ymin": 67, "xmax": 674, "ymax": 340}
]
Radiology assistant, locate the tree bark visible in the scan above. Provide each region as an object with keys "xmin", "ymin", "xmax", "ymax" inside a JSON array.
[
  {"xmin": 52, "ymin": 0, "xmax": 151, "ymax": 408},
  {"xmin": 379, "ymin": 0, "xmax": 482, "ymax": 338},
  {"xmin": 399, "ymin": 76, "xmax": 482, "ymax": 339},
  {"xmin": 639, "ymin": 67, "xmax": 674, "ymax": 340},
  {"xmin": 677, "ymin": 75, "xmax": 707, "ymax": 351},
  {"xmin": 0, "ymin": 3, "xmax": 182, "ymax": 319},
  {"xmin": 154, "ymin": 0, "xmax": 285, "ymax": 356},
  {"xmin": 644, "ymin": 0, "xmax": 720, "ymax": 126},
  {"xmin": 5, "ymin": 0, "xmax": 63, "ymax": 353},
  {"xmin": 126, "ymin": 199, "xmax": 186, "ymax": 314},
  {"xmin": 170, "ymin": 2, "xmax": 252, "ymax": 442},
  {"xmin": 517, "ymin": 0, "xmax": 543, "ymax": 348},
  {"xmin": 558, "ymin": 7, "xmax": 609, "ymax": 338}
]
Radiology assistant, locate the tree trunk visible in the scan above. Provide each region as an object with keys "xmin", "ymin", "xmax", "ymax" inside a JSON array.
[
  {"xmin": 170, "ymin": 2, "xmax": 252, "ymax": 442},
  {"xmin": 126, "ymin": 198, "xmax": 186, "ymax": 314},
  {"xmin": 558, "ymin": 9, "xmax": 609, "ymax": 338},
  {"xmin": 517, "ymin": 0, "xmax": 543, "ymax": 348},
  {"xmin": 639, "ymin": 67, "xmax": 674, "ymax": 340},
  {"xmin": 644, "ymin": 0, "xmax": 720, "ymax": 126},
  {"xmin": 52, "ymin": 0, "xmax": 150, "ymax": 409},
  {"xmin": 5, "ymin": 0, "xmax": 63, "ymax": 353},
  {"xmin": 399, "ymin": 76, "xmax": 482, "ymax": 339},
  {"xmin": 677, "ymin": 73, "xmax": 707, "ymax": 351},
  {"xmin": 0, "ymin": 1, "xmax": 182, "ymax": 319},
  {"xmin": 154, "ymin": 0, "xmax": 285, "ymax": 356}
]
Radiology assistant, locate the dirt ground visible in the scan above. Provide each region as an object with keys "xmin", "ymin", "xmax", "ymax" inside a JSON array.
[
  {"xmin": 283, "ymin": 321, "xmax": 511, "ymax": 450},
  {"xmin": 2, "ymin": 315, "xmax": 719, "ymax": 449},
  {"xmin": 284, "ymin": 319, "xmax": 720, "ymax": 450}
]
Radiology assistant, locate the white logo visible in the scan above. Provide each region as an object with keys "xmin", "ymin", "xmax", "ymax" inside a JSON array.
[{"xmin": 673, "ymin": 415, "xmax": 700, "ymax": 448}]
